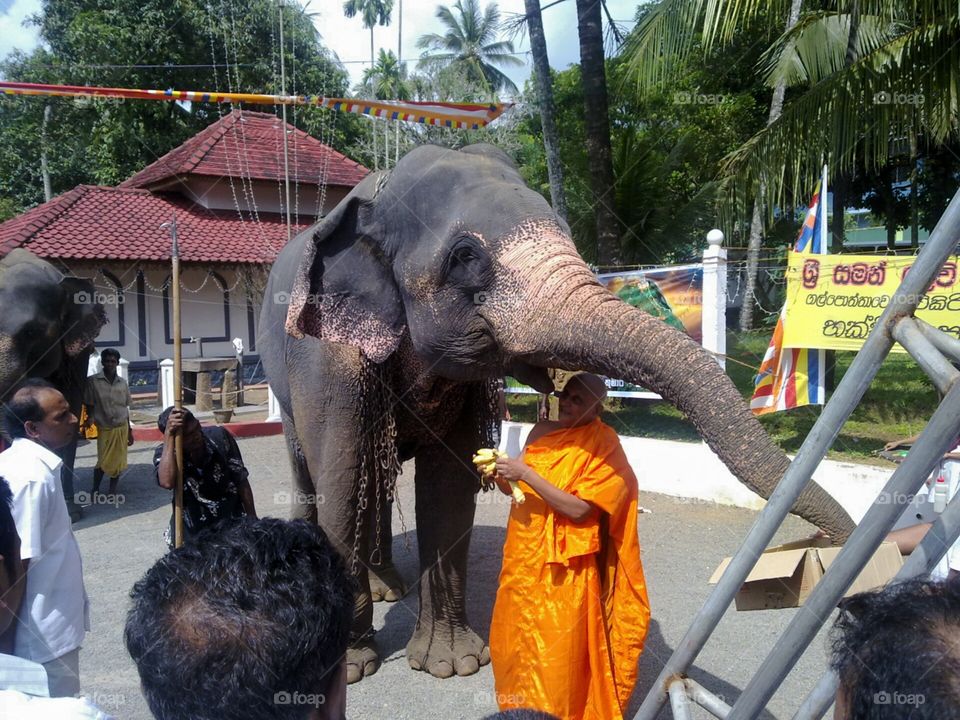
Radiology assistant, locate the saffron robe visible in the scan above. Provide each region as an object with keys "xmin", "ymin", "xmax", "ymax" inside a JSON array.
[{"xmin": 489, "ymin": 418, "xmax": 650, "ymax": 720}]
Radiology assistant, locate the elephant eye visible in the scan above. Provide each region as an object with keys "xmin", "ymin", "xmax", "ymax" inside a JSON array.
[{"xmin": 445, "ymin": 238, "xmax": 490, "ymax": 289}]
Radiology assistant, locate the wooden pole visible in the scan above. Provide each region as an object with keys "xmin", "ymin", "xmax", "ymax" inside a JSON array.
[{"xmin": 166, "ymin": 214, "xmax": 185, "ymax": 548}]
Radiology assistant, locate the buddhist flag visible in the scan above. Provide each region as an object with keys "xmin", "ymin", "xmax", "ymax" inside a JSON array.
[{"xmin": 750, "ymin": 166, "xmax": 829, "ymax": 415}]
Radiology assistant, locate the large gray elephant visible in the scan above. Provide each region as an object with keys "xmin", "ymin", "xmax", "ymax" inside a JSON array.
[
  {"xmin": 258, "ymin": 143, "xmax": 854, "ymax": 683},
  {"xmin": 0, "ymin": 249, "xmax": 107, "ymax": 514}
]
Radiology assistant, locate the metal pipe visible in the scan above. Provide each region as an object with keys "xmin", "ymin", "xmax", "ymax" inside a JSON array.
[
  {"xmin": 891, "ymin": 317, "xmax": 959, "ymax": 396},
  {"xmin": 793, "ymin": 481, "xmax": 960, "ymax": 720},
  {"xmin": 730, "ymin": 380, "xmax": 960, "ymax": 718},
  {"xmin": 668, "ymin": 678, "xmax": 694, "ymax": 720},
  {"xmin": 634, "ymin": 183, "xmax": 960, "ymax": 720},
  {"xmin": 685, "ymin": 678, "xmax": 731, "ymax": 718},
  {"xmin": 915, "ymin": 317, "xmax": 960, "ymax": 366}
]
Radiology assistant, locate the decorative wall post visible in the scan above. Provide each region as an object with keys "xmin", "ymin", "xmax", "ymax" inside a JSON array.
[
  {"xmin": 701, "ymin": 229, "xmax": 727, "ymax": 369},
  {"xmin": 160, "ymin": 358, "xmax": 175, "ymax": 409},
  {"xmin": 119, "ymin": 357, "xmax": 130, "ymax": 381}
]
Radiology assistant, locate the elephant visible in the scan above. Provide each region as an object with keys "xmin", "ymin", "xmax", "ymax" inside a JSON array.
[
  {"xmin": 258, "ymin": 143, "xmax": 855, "ymax": 683},
  {"xmin": 0, "ymin": 249, "xmax": 107, "ymax": 516}
]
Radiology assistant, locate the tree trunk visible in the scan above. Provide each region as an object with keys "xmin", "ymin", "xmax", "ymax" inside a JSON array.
[
  {"xmin": 575, "ymin": 0, "xmax": 619, "ymax": 265},
  {"xmin": 370, "ymin": 28, "xmax": 378, "ymax": 170},
  {"xmin": 525, "ymin": 0, "xmax": 567, "ymax": 222},
  {"xmin": 739, "ymin": 0, "xmax": 803, "ymax": 331},
  {"xmin": 910, "ymin": 130, "xmax": 919, "ymax": 248}
]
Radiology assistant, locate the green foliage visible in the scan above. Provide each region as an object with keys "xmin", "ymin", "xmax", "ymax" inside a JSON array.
[{"xmin": 0, "ymin": 0, "xmax": 354, "ymax": 216}]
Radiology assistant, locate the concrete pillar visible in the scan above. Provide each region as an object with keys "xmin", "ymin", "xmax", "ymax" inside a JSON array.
[
  {"xmin": 160, "ymin": 359, "xmax": 175, "ymax": 409},
  {"xmin": 195, "ymin": 372, "xmax": 213, "ymax": 411},
  {"xmin": 222, "ymin": 369, "xmax": 237, "ymax": 409},
  {"xmin": 702, "ymin": 229, "xmax": 727, "ymax": 369},
  {"xmin": 119, "ymin": 357, "xmax": 129, "ymax": 381},
  {"xmin": 267, "ymin": 385, "xmax": 282, "ymax": 422}
]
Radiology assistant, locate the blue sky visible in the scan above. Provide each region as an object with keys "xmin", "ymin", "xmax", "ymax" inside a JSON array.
[{"xmin": 1, "ymin": 0, "xmax": 639, "ymax": 92}]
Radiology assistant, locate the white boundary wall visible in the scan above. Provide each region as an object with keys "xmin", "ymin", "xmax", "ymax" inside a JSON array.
[{"xmin": 499, "ymin": 421, "xmax": 928, "ymax": 529}]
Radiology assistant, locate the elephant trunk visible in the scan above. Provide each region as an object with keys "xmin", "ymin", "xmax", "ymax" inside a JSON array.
[{"xmin": 494, "ymin": 222, "xmax": 855, "ymax": 543}]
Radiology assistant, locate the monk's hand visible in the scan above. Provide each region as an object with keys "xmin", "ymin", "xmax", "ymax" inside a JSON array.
[{"xmin": 494, "ymin": 456, "xmax": 530, "ymax": 483}]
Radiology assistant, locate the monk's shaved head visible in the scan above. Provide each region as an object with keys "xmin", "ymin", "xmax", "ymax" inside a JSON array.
[
  {"xmin": 566, "ymin": 373, "xmax": 607, "ymax": 403},
  {"xmin": 557, "ymin": 373, "xmax": 607, "ymax": 427}
]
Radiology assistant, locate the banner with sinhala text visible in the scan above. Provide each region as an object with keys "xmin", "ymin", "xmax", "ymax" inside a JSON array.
[{"xmin": 782, "ymin": 251, "xmax": 960, "ymax": 352}]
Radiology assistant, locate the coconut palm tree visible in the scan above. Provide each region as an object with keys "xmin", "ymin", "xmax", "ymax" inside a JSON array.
[
  {"xmin": 361, "ymin": 48, "xmax": 410, "ymax": 101},
  {"xmin": 626, "ymin": 0, "xmax": 960, "ymax": 239},
  {"xmin": 416, "ymin": 0, "xmax": 523, "ymax": 96},
  {"xmin": 343, "ymin": 0, "xmax": 394, "ymax": 71}
]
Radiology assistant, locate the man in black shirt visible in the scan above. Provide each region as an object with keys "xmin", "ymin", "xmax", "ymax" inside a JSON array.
[{"xmin": 154, "ymin": 407, "xmax": 257, "ymax": 545}]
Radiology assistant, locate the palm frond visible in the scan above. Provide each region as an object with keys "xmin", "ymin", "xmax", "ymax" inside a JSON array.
[{"xmin": 760, "ymin": 11, "xmax": 898, "ymax": 87}]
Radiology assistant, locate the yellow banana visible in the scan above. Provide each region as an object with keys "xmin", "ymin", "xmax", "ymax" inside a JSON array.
[{"xmin": 473, "ymin": 447, "xmax": 525, "ymax": 504}]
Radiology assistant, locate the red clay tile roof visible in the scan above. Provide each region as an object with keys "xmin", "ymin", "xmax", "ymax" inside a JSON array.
[
  {"xmin": 0, "ymin": 185, "xmax": 312, "ymax": 264},
  {"xmin": 120, "ymin": 109, "xmax": 369, "ymax": 190}
]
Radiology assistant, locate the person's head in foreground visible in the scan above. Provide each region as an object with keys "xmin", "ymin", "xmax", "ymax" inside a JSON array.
[
  {"xmin": 483, "ymin": 711, "xmax": 560, "ymax": 719},
  {"xmin": 831, "ymin": 576, "xmax": 960, "ymax": 719},
  {"xmin": 125, "ymin": 517, "xmax": 355, "ymax": 720},
  {"xmin": 1, "ymin": 378, "xmax": 77, "ymax": 450},
  {"xmin": 157, "ymin": 405, "xmax": 204, "ymax": 457},
  {"xmin": 556, "ymin": 373, "xmax": 607, "ymax": 428}
]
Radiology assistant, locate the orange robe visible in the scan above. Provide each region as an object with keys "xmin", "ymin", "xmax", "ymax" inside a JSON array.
[{"xmin": 489, "ymin": 418, "xmax": 650, "ymax": 720}]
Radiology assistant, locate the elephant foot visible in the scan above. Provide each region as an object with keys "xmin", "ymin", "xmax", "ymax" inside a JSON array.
[
  {"xmin": 368, "ymin": 563, "xmax": 406, "ymax": 602},
  {"xmin": 406, "ymin": 621, "xmax": 490, "ymax": 678},
  {"xmin": 346, "ymin": 633, "xmax": 381, "ymax": 684}
]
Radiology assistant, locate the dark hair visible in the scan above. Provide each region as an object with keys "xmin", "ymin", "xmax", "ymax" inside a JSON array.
[
  {"xmin": 157, "ymin": 405, "xmax": 195, "ymax": 433},
  {"xmin": 482, "ymin": 712, "xmax": 560, "ymax": 719},
  {"xmin": 0, "ymin": 477, "xmax": 18, "ymax": 580},
  {"xmin": 831, "ymin": 576, "xmax": 960, "ymax": 719},
  {"xmin": 2, "ymin": 378, "xmax": 58, "ymax": 440},
  {"xmin": 125, "ymin": 518, "xmax": 355, "ymax": 720},
  {"xmin": 100, "ymin": 348, "xmax": 120, "ymax": 362}
]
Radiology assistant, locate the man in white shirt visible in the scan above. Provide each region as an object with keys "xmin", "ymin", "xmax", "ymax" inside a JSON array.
[
  {"xmin": 0, "ymin": 477, "xmax": 110, "ymax": 718},
  {"xmin": 0, "ymin": 379, "xmax": 89, "ymax": 697}
]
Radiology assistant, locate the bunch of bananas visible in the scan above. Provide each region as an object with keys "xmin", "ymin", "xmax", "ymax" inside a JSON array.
[{"xmin": 472, "ymin": 448, "xmax": 525, "ymax": 504}]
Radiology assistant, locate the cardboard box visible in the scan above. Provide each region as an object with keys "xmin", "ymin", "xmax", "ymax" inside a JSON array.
[{"xmin": 708, "ymin": 539, "xmax": 903, "ymax": 611}]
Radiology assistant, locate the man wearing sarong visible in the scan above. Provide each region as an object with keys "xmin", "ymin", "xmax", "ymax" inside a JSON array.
[
  {"xmin": 82, "ymin": 349, "xmax": 132, "ymax": 496},
  {"xmin": 489, "ymin": 373, "xmax": 650, "ymax": 720}
]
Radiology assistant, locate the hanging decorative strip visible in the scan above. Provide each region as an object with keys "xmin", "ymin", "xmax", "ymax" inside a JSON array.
[{"xmin": 0, "ymin": 81, "xmax": 512, "ymax": 129}]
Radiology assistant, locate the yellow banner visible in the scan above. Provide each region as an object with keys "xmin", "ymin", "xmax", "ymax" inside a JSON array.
[{"xmin": 782, "ymin": 251, "xmax": 960, "ymax": 352}]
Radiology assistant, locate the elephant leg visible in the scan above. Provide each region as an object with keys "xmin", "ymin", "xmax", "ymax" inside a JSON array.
[
  {"xmin": 368, "ymin": 499, "xmax": 406, "ymax": 602},
  {"xmin": 407, "ymin": 430, "xmax": 489, "ymax": 678},
  {"xmin": 287, "ymin": 349, "xmax": 380, "ymax": 684},
  {"xmin": 281, "ymin": 410, "xmax": 316, "ymax": 523}
]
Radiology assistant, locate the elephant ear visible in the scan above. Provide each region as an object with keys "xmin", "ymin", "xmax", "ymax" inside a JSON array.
[
  {"xmin": 59, "ymin": 276, "xmax": 107, "ymax": 357},
  {"xmin": 284, "ymin": 172, "xmax": 404, "ymax": 363}
]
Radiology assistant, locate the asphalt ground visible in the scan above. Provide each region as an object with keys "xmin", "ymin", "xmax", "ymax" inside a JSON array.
[{"xmin": 70, "ymin": 434, "xmax": 835, "ymax": 720}]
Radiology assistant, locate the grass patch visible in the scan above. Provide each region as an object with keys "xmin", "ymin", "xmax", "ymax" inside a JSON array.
[{"xmin": 506, "ymin": 330, "xmax": 939, "ymax": 465}]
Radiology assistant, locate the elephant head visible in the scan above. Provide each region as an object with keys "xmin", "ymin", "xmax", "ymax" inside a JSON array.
[
  {"xmin": 285, "ymin": 143, "xmax": 855, "ymax": 542},
  {"xmin": 0, "ymin": 249, "xmax": 107, "ymax": 405}
]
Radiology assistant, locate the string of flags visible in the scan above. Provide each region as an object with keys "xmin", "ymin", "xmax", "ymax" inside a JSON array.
[{"xmin": 0, "ymin": 81, "xmax": 511, "ymax": 130}]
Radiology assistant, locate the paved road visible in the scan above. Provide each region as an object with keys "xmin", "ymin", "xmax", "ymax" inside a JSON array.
[{"xmin": 71, "ymin": 435, "xmax": 834, "ymax": 720}]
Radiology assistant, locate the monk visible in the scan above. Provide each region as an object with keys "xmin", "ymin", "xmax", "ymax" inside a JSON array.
[{"xmin": 488, "ymin": 373, "xmax": 650, "ymax": 720}]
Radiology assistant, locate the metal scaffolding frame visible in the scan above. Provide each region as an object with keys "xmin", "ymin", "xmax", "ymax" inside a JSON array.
[{"xmin": 634, "ymin": 186, "xmax": 960, "ymax": 720}]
